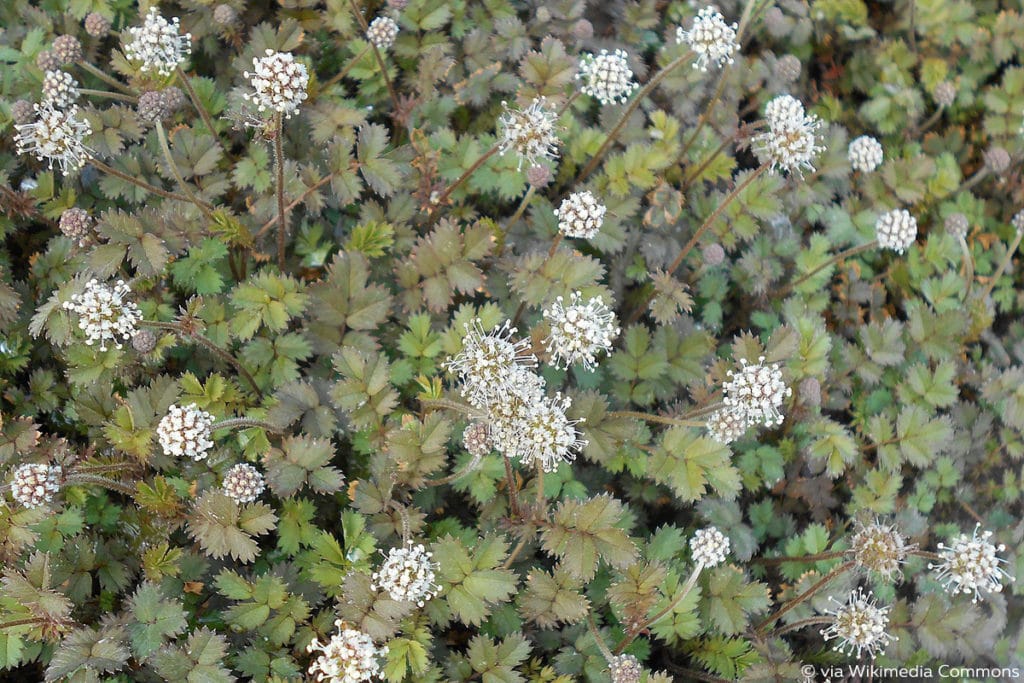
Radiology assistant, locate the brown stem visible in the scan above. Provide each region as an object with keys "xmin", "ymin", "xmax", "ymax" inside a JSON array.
[
  {"xmin": 677, "ymin": 63, "xmax": 732, "ymax": 164},
  {"xmin": 320, "ymin": 45, "xmax": 372, "ymax": 91},
  {"xmin": 502, "ymin": 535, "xmax": 529, "ymax": 569},
  {"xmin": 345, "ymin": 0, "xmax": 401, "ymax": 117},
  {"xmin": 502, "ymin": 452, "xmax": 521, "ymax": 518},
  {"xmin": 754, "ymin": 561, "xmax": 853, "ymax": 635},
  {"xmin": 957, "ymin": 234, "xmax": 974, "ymax": 300},
  {"xmin": 65, "ymin": 473, "xmax": 137, "ymax": 496},
  {"xmin": 254, "ymin": 173, "xmax": 334, "ymax": 238},
  {"xmin": 751, "ymin": 550, "xmax": 845, "ymax": 566},
  {"xmin": 510, "ymin": 233, "xmax": 564, "ymax": 327},
  {"xmin": 89, "ymin": 158, "xmax": 207, "ymax": 206},
  {"xmin": 614, "ymin": 564, "xmax": 704, "ymax": 654},
  {"xmin": 607, "ymin": 409, "xmax": 711, "ymax": 428},
  {"xmin": 419, "ymin": 397, "xmax": 481, "ymax": 417},
  {"xmin": 770, "ymin": 616, "xmax": 833, "ymax": 638},
  {"xmin": 777, "ymin": 240, "xmax": 879, "ymax": 298},
  {"xmin": 980, "ymin": 228, "xmax": 1024, "ymax": 301},
  {"xmin": 175, "ymin": 67, "xmax": 226, "ymax": 155},
  {"xmin": 80, "ymin": 62, "xmax": 134, "ymax": 94},
  {"xmin": 424, "ymin": 454, "xmax": 484, "ymax": 488},
  {"xmin": 155, "ymin": 121, "xmax": 217, "ymax": 224},
  {"xmin": 274, "ymin": 113, "xmax": 287, "ymax": 270},
  {"xmin": 431, "ymin": 144, "xmax": 501, "ymax": 210},
  {"xmin": 496, "ymin": 185, "xmax": 536, "ymax": 257},
  {"xmin": 211, "ymin": 417, "xmax": 283, "ymax": 432},
  {"xmin": 587, "ymin": 613, "xmax": 616, "ymax": 663},
  {"xmin": 79, "ymin": 88, "xmax": 138, "ymax": 104}
]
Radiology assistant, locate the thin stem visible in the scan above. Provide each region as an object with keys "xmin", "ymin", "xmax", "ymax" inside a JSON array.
[
  {"xmin": 770, "ymin": 616, "xmax": 833, "ymax": 638},
  {"xmin": 274, "ymin": 113, "xmax": 287, "ymax": 270},
  {"xmin": 510, "ymin": 233, "xmax": 564, "ymax": 327},
  {"xmin": 575, "ymin": 50, "xmax": 694, "ymax": 185},
  {"xmin": 910, "ymin": 549, "xmax": 942, "ymax": 563},
  {"xmin": 345, "ymin": 0, "xmax": 401, "ymax": 117},
  {"xmin": 431, "ymin": 144, "xmax": 501, "ymax": 210},
  {"xmin": 69, "ymin": 462, "xmax": 136, "ymax": 475},
  {"xmin": 155, "ymin": 121, "xmax": 217, "ymax": 224},
  {"xmin": 607, "ymin": 410, "xmax": 707, "ymax": 427},
  {"xmin": 496, "ymin": 185, "xmax": 536, "ymax": 257},
  {"xmin": 980, "ymin": 228, "xmax": 1024, "ymax": 301},
  {"xmin": 502, "ymin": 536, "xmax": 529, "ymax": 569},
  {"xmin": 424, "ymin": 454, "xmax": 484, "ymax": 488},
  {"xmin": 680, "ymin": 121, "xmax": 765, "ymax": 193},
  {"xmin": 677, "ymin": 64, "xmax": 731, "ymax": 164},
  {"xmin": 175, "ymin": 67, "xmax": 226, "ymax": 155},
  {"xmin": 587, "ymin": 614, "xmax": 616, "ymax": 662},
  {"xmin": 751, "ymin": 550, "xmax": 845, "ymax": 566},
  {"xmin": 914, "ymin": 106, "xmax": 944, "ymax": 136},
  {"xmin": 320, "ymin": 45, "xmax": 372, "ymax": 90},
  {"xmin": 79, "ymin": 88, "xmax": 138, "ymax": 104},
  {"xmin": 502, "ymin": 453, "xmax": 521, "ymax": 518},
  {"xmin": 80, "ymin": 62, "xmax": 134, "ymax": 94},
  {"xmin": 957, "ymin": 234, "xmax": 974, "ymax": 300},
  {"xmin": 777, "ymin": 240, "xmax": 879, "ymax": 297},
  {"xmin": 754, "ymin": 560, "xmax": 853, "ymax": 635},
  {"xmin": 211, "ymin": 417, "xmax": 283, "ymax": 433},
  {"xmin": 254, "ymin": 173, "xmax": 334, "ymax": 238},
  {"xmin": 65, "ymin": 473, "xmax": 137, "ymax": 496},
  {"xmin": 89, "ymin": 158, "xmax": 207, "ymax": 206},
  {"xmin": 959, "ymin": 167, "xmax": 990, "ymax": 193},
  {"xmin": 419, "ymin": 397, "xmax": 481, "ymax": 417},
  {"xmin": 614, "ymin": 564, "xmax": 704, "ymax": 654}
]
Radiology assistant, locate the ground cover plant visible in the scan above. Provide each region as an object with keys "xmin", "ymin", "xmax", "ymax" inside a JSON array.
[{"xmin": 0, "ymin": 0, "xmax": 1022, "ymax": 680}]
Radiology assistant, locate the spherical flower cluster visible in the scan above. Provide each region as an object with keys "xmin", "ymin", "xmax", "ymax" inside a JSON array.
[
  {"xmin": 983, "ymin": 146, "xmax": 1011, "ymax": 173},
  {"xmin": 526, "ymin": 164, "xmax": 553, "ymax": 189},
  {"xmin": 944, "ymin": 212, "xmax": 969, "ymax": 239},
  {"xmin": 753, "ymin": 95, "xmax": 824, "ymax": 177},
  {"xmin": 14, "ymin": 102, "xmax": 92, "ymax": 175},
  {"xmin": 366, "ymin": 16, "xmax": 399, "ymax": 50},
  {"xmin": 157, "ymin": 403, "xmax": 215, "ymax": 461},
  {"xmin": 774, "ymin": 55, "xmax": 801, "ymax": 83},
  {"xmin": 934, "ymin": 81, "xmax": 956, "ymax": 107},
  {"xmin": 59, "ymin": 207, "xmax": 92, "ymax": 246},
  {"xmin": 929, "ymin": 525, "xmax": 1013, "ymax": 603},
  {"xmin": 576, "ymin": 49, "xmax": 637, "ymax": 105},
  {"xmin": 849, "ymin": 519, "xmax": 915, "ymax": 581},
  {"xmin": 498, "ymin": 392, "xmax": 586, "ymax": 473},
  {"xmin": 132, "ymin": 329, "xmax": 157, "ymax": 354},
  {"xmin": 62, "ymin": 279, "xmax": 141, "ymax": 351},
  {"xmin": 161, "ymin": 86, "xmax": 187, "ymax": 113},
  {"xmin": 819, "ymin": 588, "xmax": 896, "ymax": 659},
  {"xmin": 213, "ymin": 4, "xmax": 239, "ymax": 27},
  {"xmin": 676, "ymin": 6, "xmax": 739, "ymax": 72},
  {"xmin": 497, "ymin": 97, "xmax": 560, "ymax": 170},
  {"xmin": 222, "ymin": 463, "xmax": 265, "ymax": 503},
  {"xmin": 10, "ymin": 100, "xmax": 34, "ymax": 126},
  {"xmin": 542, "ymin": 291, "xmax": 620, "ymax": 370},
  {"xmin": 36, "ymin": 50, "xmax": 60, "ymax": 72},
  {"xmin": 42, "ymin": 70, "xmax": 79, "ymax": 109},
  {"xmin": 875, "ymin": 209, "xmax": 917, "ymax": 254},
  {"xmin": 244, "ymin": 49, "xmax": 309, "ymax": 119},
  {"xmin": 462, "ymin": 422, "xmax": 492, "ymax": 459},
  {"xmin": 848, "ymin": 135, "xmax": 883, "ymax": 172},
  {"xmin": 10, "ymin": 463, "xmax": 62, "ymax": 508},
  {"xmin": 608, "ymin": 654, "xmax": 642, "ymax": 683},
  {"xmin": 123, "ymin": 8, "xmax": 191, "ymax": 76},
  {"xmin": 445, "ymin": 319, "xmax": 537, "ymax": 408},
  {"xmin": 307, "ymin": 621, "xmax": 388, "ymax": 682},
  {"xmin": 371, "ymin": 543, "xmax": 439, "ymax": 606},
  {"xmin": 690, "ymin": 527, "xmax": 730, "ymax": 567},
  {"xmin": 722, "ymin": 356, "xmax": 791, "ymax": 428},
  {"xmin": 705, "ymin": 406, "xmax": 750, "ymax": 444},
  {"xmin": 555, "ymin": 190, "xmax": 606, "ymax": 239},
  {"xmin": 84, "ymin": 12, "xmax": 112, "ymax": 38},
  {"xmin": 52, "ymin": 35, "xmax": 83, "ymax": 64}
]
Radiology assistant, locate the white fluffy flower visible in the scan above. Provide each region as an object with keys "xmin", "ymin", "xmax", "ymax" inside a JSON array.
[
  {"xmin": 307, "ymin": 620, "xmax": 388, "ymax": 683},
  {"xmin": 676, "ymin": 6, "xmax": 739, "ymax": 71},
  {"xmin": 929, "ymin": 524, "xmax": 1014, "ymax": 602},
  {"xmin": 753, "ymin": 94, "xmax": 824, "ymax": 176},
  {"xmin": 157, "ymin": 403, "xmax": 215, "ymax": 461},
  {"xmin": 371, "ymin": 543, "xmax": 439, "ymax": 606},
  {"xmin": 366, "ymin": 16, "xmax": 399, "ymax": 50},
  {"xmin": 445, "ymin": 319, "xmax": 537, "ymax": 408},
  {"xmin": 723, "ymin": 356, "xmax": 791, "ymax": 428},
  {"xmin": 608, "ymin": 654, "xmax": 642, "ymax": 683},
  {"xmin": 819, "ymin": 588, "xmax": 896, "ymax": 659},
  {"xmin": 705, "ymin": 406, "xmax": 751, "ymax": 444},
  {"xmin": 10, "ymin": 463, "xmax": 62, "ymax": 508},
  {"xmin": 849, "ymin": 519, "xmax": 915, "ymax": 581},
  {"xmin": 497, "ymin": 392, "xmax": 586, "ymax": 472},
  {"xmin": 542, "ymin": 291, "xmax": 619, "ymax": 370},
  {"xmin": 14, "ymin": 102, "xmax": 92, "ymax": 175},
  {"xmin": 485, "ymin": 366, "xmax": 547, "ymax": 450},
  {"xmin": 123, "ymin": 8, "xmax": 191, "ymax": 76},
  {"xmin": 875, "ymin": 209, "xmax": 917, "ymax": 254},
  {"xmin": 62, "ymin": 279, "xmax": 142, "ymax": 351},
  {"xmin": 576, "ymin": 49, "xmax": 637, "ymax": 105},
  {"xmin": 848, "ymin": 135, "xmax": 883, "ymax": 172},
  {"xmin": 555, "ymin": 190, "xmax": 606, "ymax": 239},
  {"xmin": 244, "ymin": 49, "xmax": 310, "ymax": 119},
  {"xmin": 497, "ymin": 97, "xmax": 560, "ymax": 170},
  {"xmin": 222, "ymin": 463, "xmax": 265, "ymax": 503},
  {"xmin": 42, "ymin": 70, "xmax": 79, "ymax": 109},
  {"xmin": 690, "ymin": 527, "xmax": 729, "ymax": 567}
]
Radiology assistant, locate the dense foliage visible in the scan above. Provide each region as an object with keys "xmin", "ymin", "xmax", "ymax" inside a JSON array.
[{"xmin": 0, "ymin": 0, "xmax": 1022, "ymax": 681}]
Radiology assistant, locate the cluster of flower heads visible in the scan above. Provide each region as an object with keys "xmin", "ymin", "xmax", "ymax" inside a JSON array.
[
  {"xmin": 819, "ymin": 587, "xmax": 896, "ymax": 659},
  {"xmin": 222, "ymin": 463, "xmax": 265, "ymax": 503},
  {"xmin": 708, "ymin": 356, "xmax": 790, "ymax": 444},
  {"xmin": 157, "ymin": 403, "xmax": 216, "ymax": 461},
  {"xmin": 676, "ymin": 6, "xmax": 739, "ymax": 71},
  {"xmin": 753, "ymin": 94, "xmax": 824, "ymax": 176},
  {"xmin": 14, "ymin": 102, "xmax": 92, "ymax": 175},
  {"xmin": 849, "ymin": 519, "xmax": 914, "ymax": 581},
  {"xmin": 244, "ymin": 49, "xmax": 310, "ymax": 119},
  {"xmin": 370, "ymin": 543, "xmax": 439, "ymax": 606},
  {"xmin": 542, "ymin": 291, "xmax": 620, "ymax": 370},
  {"xmin": 123, "ymin": 8, "xmax": 192, "ymax": 76},
  {"xmin": 9, "ymin": 463, "xmax": 62, "ymax": 508},
  {"xmin": 63, "ymin": 279, "xmax": 142, "ymax": 351},
  {"xmin": 875, "ymin": 208, "xmax": 918, "ymax": 254},
  {"xmin": 555, "ymin": 190, "xmax": 607, "ymax": 239},
  {"xmin": 497, "ymin": 97, "xmax": 560, "ymax": 170},
  {"xmin": 366, "ymin": 16, "xmax": 400, "ymax": 50},
  {"xmin": 848, "ymin": 135, "xmax": 884, "ymax": 173},
  {"xmin": 446, "ymin": 320, "xmax": 586, "ymax": 472},
  {"xmin": 576, "ymin": 49, "xmax": 637, "ymax": 105},
  {"xmin": 307, "ymin": 620, "xmax": 388, "ymax": 683},
  {"xmin": 929, "ymin": 524, "xmax": 1014, "ymax": 603},
  {"xmin": 41, "ymin": 70, "xmax": 79, "ymax": 109},
  {"xmin": 690, "ymin": 526, "xmax": 730, "ymax": 567}
]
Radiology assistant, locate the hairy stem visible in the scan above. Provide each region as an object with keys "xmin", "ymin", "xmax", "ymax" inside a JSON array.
[
  {"xmin": 980, "ymin": 228, "xmax": 1024, "ymax": 301},
  {"xmin": 424, "ymin": 453, "xmax": 484, "ymax": 488},
  {"xmin": 345, "ymin": 0, "xmax": 401, "ymax": 119},
  {"xmin": 607, "ymin": 410, "xmax": 709, "ymax": 427},
  {"xmin": 957, "ymin": 234, "xmax": 974, "ymax": 300},
  {"xmin": 510, "ymin": 233, "xmax": 564, "ymax": 327},
  {"xmin": 496, "ymin": 185, "xmax": 536, "ymax": 257},
  {"xmin": 90, "ymin": 158, "xmax": 209, "ymax": 206},
  {"xmin": 175, "ymin": 66, "xmax": 225, "ymax": 155},
  {"xmin": 80, "ymin": 62, "xmax": 134, "ymax": 94},
  {"xmin": 320, "ymin": 45, "xmax": 372, "ymax": 91},
  {"xmin": 79, "ymin": 88, "xmax": 138, "ymax": 104},
  {"xmin": 65, "ymin": 473, "xmax": 137, "ymax": 497},
  {"xmin": 431, "ymin": 144, "xmax": 501, "ymax": 211},
  {"xmin": 615, "ymin": 563, "xmax": 704, "ymax": 654},
  {"xmin": 751, "ymin": 550, "xmax": 845, "ymax": 566},
  {"xmin": 770, "ymin": 616, "xmax": 833, "ymax": 638},
  {"xmin": 155, "ymin": 121, "xmax": 217, "ymax": 224},
  {"xmin": 777, "ymin": 240, "xmax": 879, "ymax": 297},
  {"xmin": 274, "ymin": 113, "xmax": 287, "ymax": 270},
  {"xmin": 755, "ymin": 561, "xmax": 853, "ymax": 635},
  {"xmin": 254, "ymin": 173, "xmax": 334, "ymax": 238},
  {"xmin": 502, "ymin": 453, "xmax": 521, "ymax": 518},
  {"xmin": 587, "ymin": 614, "xmax": 616, "ymax": 662},
  {"xmin": 211, "ymin": 417, "xmax": 283, "ymax": 432}
]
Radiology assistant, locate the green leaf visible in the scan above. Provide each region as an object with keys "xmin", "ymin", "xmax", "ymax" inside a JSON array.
[
  {"xmin": 127, "ymin": 583, "xmax": 188, "ymax": 659},
  {"xmin": 540, "ymin": 494, "xmax": 638, "ymax": 581},
  {"xmin": 700, "ymin": 566, "xmax": 770, "ymax": 635},
  {"xmin": 647, "ymin": 428, "xmax": 741, "ymax": 502},
  {"xmin": 435, "ymin": 535, "xmax": 518, "ymax": 626}
]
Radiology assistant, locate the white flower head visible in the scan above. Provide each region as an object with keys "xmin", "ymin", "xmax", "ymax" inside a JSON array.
[
  {"xmin": 705, "ymin": 406, "xmax": 751, "ymax": 444},
  {"xmin": 848, "ymin": 135, "xmax": 884, "ymax": 172},
  {"xmin": 753, "ymin": 94, "xmax": 824, "ymax": 177},
  {"xmin": 819, "ymin": 588, "xmax": 896, "ymax": 659},
  {"xmin": 875, "ymin": 209, "xmax": 917, "ymax": 254},
  {"xmin": 157, "ymin": 403, "xmax": 215, "ymax": 461},
  {"xmin": 366, "ymin": 16, "xmax": 399, "ymax": 50},
  {"xmin": 371, "ymin": 542, "xmax": 439, "ymax": 606},
  {"xmin": 691, "ymin": 526, "xmax": 729, "ymax": 567},
  {"xmin": 929, "ymin": 524, "xmax": 1014, "ymax": 603},
  {"xmin": 445, "ymin": 319, "xmax": 537, "ymax": 408},
  {"xmin": 14, "ymin": 102, "xmax": 92, "ymax": 175},
  {"xmin": 849, "ymin": 519, "xmax": 915, "ymax": 581},
  {"xmin": 576, "ymin": 49, "xmax": 637, "ymax": 105},
  {"xmin": 608, "ymin": 654, "xmax": 642, "ymax": 683},
  {"xmin": 722, "ymin": 356, "xmax": 791, "ymax": 428},
  {"xmin": 123, "ymin": 8, "xmax": 191, "ymax": 76},
  {"xmin": 555, "ymin": 190, "xmax": 606, "ymax": 239},
  {"xmin": 676, "ymin": 6, "xmax": 739, "ymax": 72},
  {"xmin": 498, "ymin": 97, "xmax": 560, "ymax": 170},
  {"xmin": 499, "ymin": 391, "xmax": 586, "ymax": 472},
  {"xmin": 542, "ymin": 291, "xmax": 620, "ymax": 370},
  {"xmin": 42, "ymin": 70, "xmax": 79, "ymax": 109},
  {"xmin": 10, "ymin": 463, "xmax": 62, "ymax": 508},
  {"xmin": 62, "ymin": 279, "xmax": 141, "ymax": 351},
  {"xmin": 222, "ymin": 463, "xmax": 265, "ymax": 503},
  {"xmin": 486, "ymin": 366, "xmax": 548, "ymax": 453},
  {"xmin": 307, "ymin": 620, "xmax": 388, "ymax": 682},
  {"xmin": 243, "ymin": 49, "xmax": 309, "ymax": 119}
]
